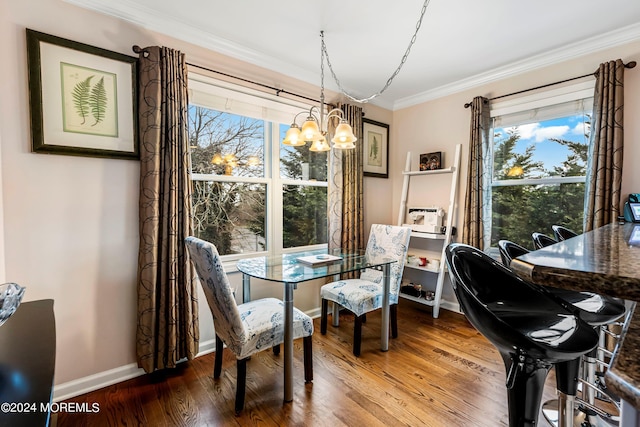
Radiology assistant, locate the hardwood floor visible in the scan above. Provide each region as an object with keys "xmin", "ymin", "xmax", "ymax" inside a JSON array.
[{"xmin": 57, "ymin": 301, "xmax": 559, "ymax": 426}]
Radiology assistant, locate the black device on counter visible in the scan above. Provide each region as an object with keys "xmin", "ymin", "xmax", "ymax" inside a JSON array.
[
  {"xmin": 623, "ymin": 193, "xmax": 640, "ymax": 222},
  {"xmin": 629, "ymin": 225, "xmax": 640, "ymax": 246}
]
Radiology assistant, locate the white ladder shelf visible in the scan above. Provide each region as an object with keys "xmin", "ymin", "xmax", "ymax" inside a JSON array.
[{"xmin": 397, "ymin": 143, "xmax": 462, "ymax": 318}]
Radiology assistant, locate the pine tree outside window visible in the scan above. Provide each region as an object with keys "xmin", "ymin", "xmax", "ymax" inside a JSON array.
[{"xmin": 487, "ymin": 81, "xmax": 594, "ymax": 249}]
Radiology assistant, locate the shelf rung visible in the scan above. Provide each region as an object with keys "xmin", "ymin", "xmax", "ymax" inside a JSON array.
[
  {"xmin": 399, "ymin": 292, "xmax": 436, "ymax": 306},
  {"xmin": 402, "ymin": 167, "xmax": 454, "ymax": 176}
]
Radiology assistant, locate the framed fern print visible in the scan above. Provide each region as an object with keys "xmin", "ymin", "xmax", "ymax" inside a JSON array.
[
  {"xmin": 362, "ymin": 118, "xmax": 389, "ymax": 178},
  {"xmin": 26, "ymin": 29, "xmax": 138, "ymax": 159}
]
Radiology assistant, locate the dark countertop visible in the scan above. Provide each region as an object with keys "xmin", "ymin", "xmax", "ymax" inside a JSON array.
[{"xmin": 511, "ymin": 222, "xmax": 640, "ymax": 411}]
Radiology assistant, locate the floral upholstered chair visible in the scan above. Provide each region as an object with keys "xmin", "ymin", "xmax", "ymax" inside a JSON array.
[
  {"xmin": 185, "ymin": 236, "xmax": 314, "ymax": 415},
  {"xmin": 320, "ymin": 224, "xmax": 411, "ymax": 356}
]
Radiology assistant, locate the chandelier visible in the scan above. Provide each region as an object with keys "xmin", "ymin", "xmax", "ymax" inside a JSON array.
[
  {"xmin": 281, "ymin": 0, "xmax": 431, "ymax": 152},
  {"xmin": 281, "ymin": 31, "xmax": 357, "ymax": 152}
]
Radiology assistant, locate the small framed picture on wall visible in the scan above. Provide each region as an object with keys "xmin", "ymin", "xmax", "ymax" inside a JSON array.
[
  {"xmin": 419, "ymin": 151, "xmax": 442, "ymax": 171},
  {"xmin": 362, "ymin": 118, "xmax": 389, "ymax": 178}
]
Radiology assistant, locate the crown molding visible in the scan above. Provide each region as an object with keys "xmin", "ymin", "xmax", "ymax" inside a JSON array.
[
  {"xmin": 65, "ymin": 1, "xmax": 640, "ymax": 112},
  {"xmin": 64, "ymin": 0, "xmax": 319, "ymax": 84},
  {"xmin": 393, "ymin": 22, "xmax": 640, "ymax": 110}
]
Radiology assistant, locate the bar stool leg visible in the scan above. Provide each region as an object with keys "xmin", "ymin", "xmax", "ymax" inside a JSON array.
[
  {"xmin": 596, "ymin": 324, "xmax": 607, "ymax": 378},
  {"xmin": 558, "ymin": 393, "xmax": 576, "ymax": 427},
  {"xmin": 502, "ymin": 353, "xmax": 551, "ymax": 427},
  {"xmin": 544, "ymin": 346, "xmax": 622, "ymax": 427},
  {"xmin": 542, "ymin": 358, "xmax": 589, "ymax": 427},
  {"xmin": 583, "ymin": 349, "xmax": 599, "ymax": 426}
]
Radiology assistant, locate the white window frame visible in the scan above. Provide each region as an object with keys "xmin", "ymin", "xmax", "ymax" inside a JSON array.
[
  {"xmin": 188, "ymin": 72, "xmax": 329, "ymax": 264},
  {"xmin": 486, "ymin": 80, "xmax": 595, "ymax": 245}
]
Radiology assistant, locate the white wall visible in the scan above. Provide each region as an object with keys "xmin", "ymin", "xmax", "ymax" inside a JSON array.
[
  {"xmin": 361, "ymin": 104, "xmax": 394, "ymax": 233},
  {"xmin": 1, "ymin": 0, "xmax": 142, "ymax": 387},
  {"xmin": 0, "ymin": 128, "xmax": 5, "ymax": 283},
  {"xmin": 0, "ymin": 0, "xmax": 9, "ymax": 283},
  {"xmin": 2, "ymin": 0, "xmax": 639, "ymax": 398}
]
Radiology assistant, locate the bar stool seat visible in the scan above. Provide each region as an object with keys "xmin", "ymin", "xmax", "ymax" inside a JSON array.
[
  {"xmin": 552, "ymin": 225, "xmax": 579, "ymax": 242},
  {"xmin": 498, "ymin": 240, "xmax": 626, "ymax": 327},
  {"xmin": 531, "ymin": 232, "xmax": 559, "ymax": 250},
  {"xmin": 446, "ymin": 243, "xmax": 598, "ymax": 426}
]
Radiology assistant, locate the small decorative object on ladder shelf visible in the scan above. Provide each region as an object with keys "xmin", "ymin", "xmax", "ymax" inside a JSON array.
[
  {"xmin": 419, "ymin": 152, "xmax": 442, "ymax": 171},
  {"xmin": 406, "ymin": 207, "xmax": 445, "ymax": 234}
]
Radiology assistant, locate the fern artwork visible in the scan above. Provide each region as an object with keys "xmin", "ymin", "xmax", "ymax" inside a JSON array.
[
  {"xmin": 60, "ymin": 62, "xmax": 118, "ymax": 137},
  {"xmin": 366, "ymin": 130, "xmax": 383, "ymax": 167}
]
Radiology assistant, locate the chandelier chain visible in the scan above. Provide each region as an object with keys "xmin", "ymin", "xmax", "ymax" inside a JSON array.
[
  {"xmin": 321, "ymin": 0, "xmax": 431, "ymax": 104},
  {"xmin": 320, "ymin": 35, "xmax": 325, "ymax": 107},
  {"xmin": 320, "ymin": 33, "xmax": 326, "ymax": 128}
]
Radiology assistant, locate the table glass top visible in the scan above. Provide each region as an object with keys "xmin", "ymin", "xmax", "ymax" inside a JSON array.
[{"xmin": 236, "ymin": 248, "xmax": 396, "ymax": 283}]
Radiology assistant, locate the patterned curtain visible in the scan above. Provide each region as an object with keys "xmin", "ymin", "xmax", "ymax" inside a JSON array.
[
  {"xmin": 584, "ymin": 59, "xmax": 625, "ymax": 232},
  {"xmin": 328, "ymin": 103, "xmax": 365, "ymax": 258},
  {"xmin": 134, "ymin": 46, "xmax": 199, "ymax": 373},
  {"xmin": 461, "ymin": 96, "xmax": 491, "ymax": 250}
]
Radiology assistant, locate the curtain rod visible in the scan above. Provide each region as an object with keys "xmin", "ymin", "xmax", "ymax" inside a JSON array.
[
  {"xmin": 132, "ymin": 45, "xmax": 322, "ymax": 105},
  {"xmin": 464, "ymin": 60, "xmax": 637, "ymax": 108},
  {"xmin": 186, "ymin": 62, "xmax": 322, "ymax": 105}
]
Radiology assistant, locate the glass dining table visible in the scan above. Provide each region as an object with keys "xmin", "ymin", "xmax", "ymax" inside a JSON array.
[{"xmin": 236, "ymin": 247, "xmax": 397, "ymax": 403}]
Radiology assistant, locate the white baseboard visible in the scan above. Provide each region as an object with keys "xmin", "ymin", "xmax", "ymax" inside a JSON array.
[
  {"xmin": 307, "ymin": 307, "xmax": 321, "ymax": 319},
  {"xmin": 53, "ymin": 338, "xmax": 217, "ymax": 402},
  {"xmin": 53, "ymin": 363, "xmax": 146, "ymax": 402},
  {"xmin": 439, "ymin": 299, "xmax": 461, "ymax": 314}
]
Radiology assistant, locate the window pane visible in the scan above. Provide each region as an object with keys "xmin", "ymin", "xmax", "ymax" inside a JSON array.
[
  {"xmin": 491, "ymin": 182, "xmax": 585, "ymax": 249},
  {"xmin": 191, "ymin": 180, "xmax": 266, "ymax": 255},
  {"xmin": 280, "ymin": 124, "xmax": 327, "ymax": 181},
  {"xmin": 283, "ymin": 185, "xmax": 327, "ymax": 248},
  {"xmin": 492, "ymin": 113, "xmax": 589, "ymax": 180},
  {"xmin": 189, "ymin": 106, "xmax": 265, "ymax": 177},
  {"xmin": 489, "ymin": 111, "xmax": 589, "ymax": 248}
]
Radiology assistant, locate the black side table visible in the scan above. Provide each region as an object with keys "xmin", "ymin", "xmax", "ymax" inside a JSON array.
[{"xmin": 0, "ymin": 299, "xmax": 56, "ymax": 426}]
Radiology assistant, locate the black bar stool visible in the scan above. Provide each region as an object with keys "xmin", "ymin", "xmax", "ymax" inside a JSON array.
[
  {"xmin": 500, "ymin": 239, "xmax": 626, "ymax": 426},
  {"xmin": 551, "ymin": 225, "xmax": 579, "ymax": 242},
  {"xmin": 499, "ymin": 240, "xmax": 625, "ymax": 329},
  {"xmin": 446, "ymin": 243, "xmax": 599, "ymax": 427},
  {"xmin": 531, "ymin": 232, "xmax": 558, "ymax": 250}
]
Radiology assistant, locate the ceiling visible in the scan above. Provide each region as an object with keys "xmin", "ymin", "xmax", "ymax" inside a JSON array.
[{"xmin": 66, "ymin": 0, "xmax": 640, "ymax": 110}]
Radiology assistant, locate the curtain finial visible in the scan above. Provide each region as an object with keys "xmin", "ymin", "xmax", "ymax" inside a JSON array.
[{"xmin": 132, "ymin": 45, "xmax": 149, "ymax": 57}]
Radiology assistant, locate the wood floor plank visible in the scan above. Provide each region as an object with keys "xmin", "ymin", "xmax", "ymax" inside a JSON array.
[{"xmin": 57, "ymin": 302, "xmax": 559, "ymax": 426}]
